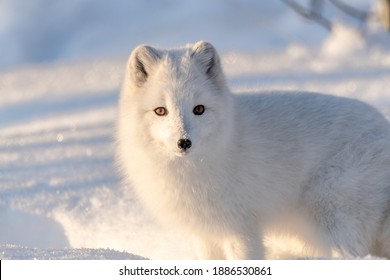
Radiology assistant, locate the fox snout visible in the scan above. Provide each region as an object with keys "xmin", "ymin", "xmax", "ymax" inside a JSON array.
[{"xmin": 177, "ymin": 138, "xmax": 192, "ymax": 151}]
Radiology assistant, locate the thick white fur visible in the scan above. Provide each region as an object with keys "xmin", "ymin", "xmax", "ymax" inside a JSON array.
[{"xmin": 117, "ymin": 41, "xmax": 390, "ymax": 259}]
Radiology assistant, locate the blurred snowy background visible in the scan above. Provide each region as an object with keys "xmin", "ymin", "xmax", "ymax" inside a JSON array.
[{"xmin": 0, "ymin": 0, "xmax": 390, "ymax": 259}]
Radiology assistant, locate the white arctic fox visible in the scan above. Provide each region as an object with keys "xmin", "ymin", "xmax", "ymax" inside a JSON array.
[{"xmin": 117, "ymin": 41, "xmax": 390, "ymax": 259}]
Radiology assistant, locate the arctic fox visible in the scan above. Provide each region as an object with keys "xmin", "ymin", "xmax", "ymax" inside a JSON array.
[{"xmin": 117, "ymin": 41, "xmax": 390, "ymax": 259}]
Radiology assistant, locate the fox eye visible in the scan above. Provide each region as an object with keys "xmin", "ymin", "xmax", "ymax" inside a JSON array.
[
  {"xmin": 193, "ymin": 105, "xmax": 205, "ymax": 115},
  {"xmin": 154, "ymin": 107, "xmax": 168, "ymax": 116}
]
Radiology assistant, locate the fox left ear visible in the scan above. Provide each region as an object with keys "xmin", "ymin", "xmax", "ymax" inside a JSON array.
[
  {"xmin": 128, "ymin": 44, "xmax": 161, "ymax": 87},
  {"xmin": 191, "ymin": 41, "xmax": 223, "ymax": 81}
]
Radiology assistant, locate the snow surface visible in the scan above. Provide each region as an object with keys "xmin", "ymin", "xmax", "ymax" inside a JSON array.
[{"xmin": 1, "ymin": 0, "xmax": 390, "ymax": 260}]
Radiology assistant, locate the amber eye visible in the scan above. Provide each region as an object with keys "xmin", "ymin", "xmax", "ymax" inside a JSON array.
[
  {"xmin": 193, "ymin": 105, "xmax": 205, "ymax": 115},
  {"xmin": 154, "ymin": 107, "xmax": 168, "ymax": 116}
]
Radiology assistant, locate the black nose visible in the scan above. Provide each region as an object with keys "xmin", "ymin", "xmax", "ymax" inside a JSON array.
[{"xmin": 177, "ymin": 138, "xmax": 192, "ymax": 151}]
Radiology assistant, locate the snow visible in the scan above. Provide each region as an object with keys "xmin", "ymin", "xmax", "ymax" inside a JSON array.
[{"xmin": 1, "ymin": 0, "xmax": 390, "ymax": 260}]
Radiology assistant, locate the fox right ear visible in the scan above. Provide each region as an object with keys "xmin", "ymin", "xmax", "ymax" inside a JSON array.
[
  {"xmin": 191, "ymin": 41, "xmax": 221, "ymax": 81},
  {"xmin": 129, "ymin": 45, "xmax": 160, "ymax": 87}
]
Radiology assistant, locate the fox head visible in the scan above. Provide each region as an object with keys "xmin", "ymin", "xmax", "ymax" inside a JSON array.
[{"xmin": 120, "ymin": 41, "xmax": 234, "ymax": 160}]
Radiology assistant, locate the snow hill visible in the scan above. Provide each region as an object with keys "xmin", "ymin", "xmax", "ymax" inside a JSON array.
[{"xmin": 1, "ymin": 0, "xmax": 390, "ymax": 259}]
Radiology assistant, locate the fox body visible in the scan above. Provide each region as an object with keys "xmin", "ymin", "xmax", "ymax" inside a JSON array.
[{"xmin": 117, "ymin": 41, "xmax": 390, "ymax": 259}]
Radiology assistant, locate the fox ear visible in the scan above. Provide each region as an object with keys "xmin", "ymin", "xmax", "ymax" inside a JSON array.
[
  {"xmin": 191, "ymin": 41, "xmax": 221, "ymax": 80},
  {"xmin": 129, "ymin": 45, "xmax": 161, "ymax": 87}
]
